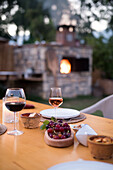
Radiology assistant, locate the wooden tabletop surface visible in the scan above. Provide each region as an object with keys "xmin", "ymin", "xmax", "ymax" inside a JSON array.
[{"xmin": 0, "ymin": 100, "xmax": 113, "ymax": 170}]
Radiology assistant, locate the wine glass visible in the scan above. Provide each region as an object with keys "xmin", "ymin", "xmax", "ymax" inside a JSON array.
[
  {"xmin": 4, "ymin": 88, "xmax": 26, "ymax": 135},
  {"xmin": 49, "ymin": 87, "xmax": 63, "ymax": 119}
]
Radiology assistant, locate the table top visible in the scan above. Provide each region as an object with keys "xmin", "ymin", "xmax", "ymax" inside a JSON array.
[{"xmin": 0, "ymin": 100, "xmax": 113, "ymax": 170}]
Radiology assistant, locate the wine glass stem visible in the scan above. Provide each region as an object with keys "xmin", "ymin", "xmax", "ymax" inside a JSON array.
[
  {"xmin": 55, "ymin": 107, "xmax": 57, "ymax": 120},
  {"xmin": 14, "ymin": 112, "xmax": 17, "ymax": 130}
]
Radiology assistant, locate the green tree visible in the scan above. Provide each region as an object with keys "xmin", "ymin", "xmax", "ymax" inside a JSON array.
[
  {"xmin": 76, "ymin": 0, "xmax": 113, "ymax": 79},
  {"xmin": 0, "ymin": 0, "xmax": 19, "ymax": 39},
  {"xmin": 12, "ymin": 0, "xmax": 56, "ymax": 43},
  {"xmin": 78, "ymin": 0, "xmax": 113, "ymax": 35},
  {"xmin": 0, "ymin": 0, "xmax": 55, "ymax": 42},
  {"xmin": 86, "ymin": 35, "xmax": 113, "ymax": 79}
]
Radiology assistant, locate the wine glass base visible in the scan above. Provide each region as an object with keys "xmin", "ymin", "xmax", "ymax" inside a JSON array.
[{"xmin": 7, "ymin": 130, "xmax": 24, "ymax": 136}]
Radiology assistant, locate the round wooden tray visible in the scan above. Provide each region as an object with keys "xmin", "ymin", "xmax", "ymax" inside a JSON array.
[
  {"xmin": 0, "ymin": 124, "xmax": 7, "ymax": 135},
  {"xmin": 44, "ymin": 130, "xmax": 74, "ymax": 148},
  {"xmin": 41, "ymin": 113, "xmax": 86, "ymax": 124}
]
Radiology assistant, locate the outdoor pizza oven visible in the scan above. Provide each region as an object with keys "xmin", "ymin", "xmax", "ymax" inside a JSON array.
[{"xmin": 13, "ymin": 25, "xmax": 93, "ymax": 99}]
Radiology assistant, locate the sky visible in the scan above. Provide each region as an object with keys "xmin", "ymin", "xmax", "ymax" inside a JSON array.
[{"xmin": 68, "ymin": 0, "xmax": 110, "ymax": 32}]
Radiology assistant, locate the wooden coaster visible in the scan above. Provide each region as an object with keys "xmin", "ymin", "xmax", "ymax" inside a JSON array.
[
  {"xmin": 41, "ymin": 113, "xmax": 86, "ymax": 124},
  {"xmin": 0, "ymin": 124, "xmax": 7, "ymax": 135}
]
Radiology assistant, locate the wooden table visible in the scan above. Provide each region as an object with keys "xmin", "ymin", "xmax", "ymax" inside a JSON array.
[{"xmin": 0, "ymin": 100, "xmax": 113, "ymax": 170}]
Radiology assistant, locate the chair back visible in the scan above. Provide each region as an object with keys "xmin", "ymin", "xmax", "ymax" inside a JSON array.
[{"xmin": 80, "ymin": 95, "xmax": 113, "ymax": 119}]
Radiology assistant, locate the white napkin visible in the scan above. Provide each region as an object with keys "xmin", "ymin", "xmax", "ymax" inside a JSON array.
[{"xmin": 76, "ymin": 124, "xmax": 97, "ymax": 146}]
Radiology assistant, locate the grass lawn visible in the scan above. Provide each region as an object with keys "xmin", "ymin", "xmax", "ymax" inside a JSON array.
[{"xmin": 27, "ymin": 95, "xmax": 104, "ymax": 117}]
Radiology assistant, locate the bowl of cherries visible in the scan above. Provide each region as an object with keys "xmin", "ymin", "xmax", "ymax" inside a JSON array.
[{"xmin": 40, "ymin": 119, "xmax": 74, "ymax": 147}]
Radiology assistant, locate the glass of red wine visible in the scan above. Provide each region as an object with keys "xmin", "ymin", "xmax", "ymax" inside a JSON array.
[
  {"xmin": 49, "ymin": 87, "xmax": 63, "ymax": 119},
  {"xmin": 5, "ymin": 88, "xmax": 26, "ymax": 135}
]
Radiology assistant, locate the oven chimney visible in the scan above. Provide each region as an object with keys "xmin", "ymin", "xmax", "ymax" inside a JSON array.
[{"xmin": 56, "ymin": 25, "xmax": 76, "ymax": 46}]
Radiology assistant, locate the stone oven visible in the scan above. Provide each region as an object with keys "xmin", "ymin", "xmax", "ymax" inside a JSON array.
[{"xmin": 14, "ymin": 25, "xmax": 93, "ymax": 99}]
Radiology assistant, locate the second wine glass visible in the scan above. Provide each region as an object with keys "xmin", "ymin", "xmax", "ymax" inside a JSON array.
[{"xmin": 49, "ymin": 87, "xmax": 63, "ymax": 119}]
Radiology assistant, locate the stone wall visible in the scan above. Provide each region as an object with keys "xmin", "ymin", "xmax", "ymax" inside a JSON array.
[
  {"xmin": 14, "ymin": 44, "xmax": 47, "ymax": 74},
  {"xmin": 42, "ymin": 72, "xmax": 92, "ymax": 99}
]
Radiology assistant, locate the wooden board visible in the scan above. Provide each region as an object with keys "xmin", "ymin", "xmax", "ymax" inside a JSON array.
[
  {"xmin": 41, "ymin": 113, "xmax": 86, "ymax": 124},
  {"xmin": 44, "ymin": 130, "xmax": 74, "ymax": 148}
]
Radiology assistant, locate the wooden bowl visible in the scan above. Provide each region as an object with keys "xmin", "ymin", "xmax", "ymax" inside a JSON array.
[
  {"xmin": 88, "ymin": 135, "xmax": 113, "ymax": 160},
  {"xmin": 21, "ymin": 113, "xmax": 41, "ymax": 129},
  {"xmin": 44, "ymin": 130, "xmax": 74, "ymax": 148}
]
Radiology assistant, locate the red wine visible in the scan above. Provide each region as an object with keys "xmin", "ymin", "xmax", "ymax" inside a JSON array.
[
  {"xmin": 5, "ymin": 102, "xmax": 25, "ymax": 112},
  {"xmin": 49, "ymin": 98, "xmax": 63, "ymax": 107}
]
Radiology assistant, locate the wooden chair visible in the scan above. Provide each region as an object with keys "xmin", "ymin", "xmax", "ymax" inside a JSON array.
[{"xmin": 80, "ymin": 95, "xmax": 113, "ymax": 119}]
